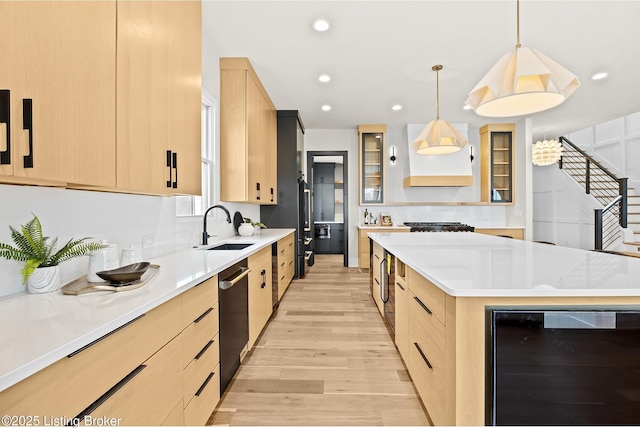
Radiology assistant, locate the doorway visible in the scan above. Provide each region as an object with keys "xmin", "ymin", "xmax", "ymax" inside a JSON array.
[{"xmin": 307, "ymin": 151, "xmax": 348, "ymax": 268}]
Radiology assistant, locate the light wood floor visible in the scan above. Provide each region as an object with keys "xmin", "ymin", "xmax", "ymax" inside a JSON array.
[{"xmin": 208, "ymin": 254, "xmax": 430, "ymax": 426}]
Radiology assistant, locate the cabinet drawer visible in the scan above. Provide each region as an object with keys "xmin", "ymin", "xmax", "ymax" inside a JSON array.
[
  {"xmin": 182, "ymin": 304, "xmax": 219, "ymax": 368},
  {"xmin": 0, "ymin": 296, "xmax": 181, "ymax": 419},
  {"xmin": 408, "ymin": 340, "xmax": 447, "ymax": 426},
  {"xmin": 182, "ymin": 275, "xmax": 218, "ymax": 330},
  {"xmin": 408, "ymin": 268, "xmax": 446, "ymax": 325},
  {"xmin": 249, "ymin": 246, "xmax": 271, "ymax": 270},
  {"xmin": 184, "ymin": 364, "xmax": 220, "ymax": 426},
  {"xmin": 160, "ymin": 399, "xmax": 184, "ymax": 426},
  {"xmin": 409, "ymin": 295, "xmax": 446, "ymax": 369},
  {"xmin": 184, "ymin": 333, "xmax": 219, "ymax": 407},
  {"xmin": 85, "ymin": 333, "xmax": 183, "ymax": 426}
]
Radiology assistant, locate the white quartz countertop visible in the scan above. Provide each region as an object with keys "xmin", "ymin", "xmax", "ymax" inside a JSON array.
[
  {"xmin": 357, "ymin": 224, "xmax": 410, "ymax": 230},
  {"xmin": 369, "ymin": 232, "xmax": 640, "ymax": 298},
  {"xmin": 0, "ymin": 228, "xmax": 294, "ymax": 393}
]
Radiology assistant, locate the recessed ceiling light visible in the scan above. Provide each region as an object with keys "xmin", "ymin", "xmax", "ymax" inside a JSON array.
[
  {"xmin": 591, "ymin": 72, "xmax": 608, "ymax": 81},
  {"xmin": 321, "ymin": 105, "xmax": 331, "ymax": 111},
  {"xmin": 391, "ymin": 104, "xmax": 402, "ymax": 111},
  {"xmin": 318, "ymin": 74, "xmax": 331, "ymax": 83},
  {"xmin": 313, "ymin": 19, "xmax": 330, "ymax": 32}
]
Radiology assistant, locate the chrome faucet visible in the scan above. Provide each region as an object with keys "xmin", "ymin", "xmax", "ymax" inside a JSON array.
[{"xmin": 202, "ymin": 205, "xmax": 232, "ymax": 245}]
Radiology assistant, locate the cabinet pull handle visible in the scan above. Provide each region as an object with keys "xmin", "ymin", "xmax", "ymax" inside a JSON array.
[
  {"xmin": 270, "ymin": 187, "xmax": 274, "ymax": 202},
  {"xmin": 22, "ymin": 99, "xmax": 33, "ymax": 168},
  {"xmin": 194, "ymin": 307, "xmax": 214, "ymax": 323},
  {"xmin": 67, "ymin": 314, "xmax": 145, "ymax": 358},
  {"xmin": 396, "ymin": 282, "xmax": 405, "ymax": 291},
  {"xmin": 194, "ymin": 339, "xmax": 214, "ymax": 360},
  {"xmin": 172, "ymin": 151, "xmax": 178, "ymax": 188},
  {"xmin": 261, "ymin": 269, "xmax": 267, "ymax": 288},
  {"xmin": 166, "ymin": 150, "xmax": 172, "ymax": 188},
  {"xmin": 374, "ymin": 278, "xmax": 379, "ymax": 285},
  {"xmin": 413, "ymin": 296, "xmax": 433, "ymax": 315},
  {"xmin": 75, "ymin": 365, "xmax": 147, "ymax": 419},
  {"xmin": 256, "ymin": 182, "xmax": 261, "ymax": 200},
  {"xmin": 195, "ymin": 372, "xmax": 215, "ymax": 397},
  {"xmin": 0, "ymin": 90, "xmax": 10, "ymax": 165},
  {"xmin": 414, "ymin": 342, "xmax": 433, "ymax": 370}
]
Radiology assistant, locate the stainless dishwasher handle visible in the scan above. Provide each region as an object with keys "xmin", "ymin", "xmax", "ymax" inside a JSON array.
[{"xmin": 219, "ymin": 267, "xmax": 252, "ymax": 290}]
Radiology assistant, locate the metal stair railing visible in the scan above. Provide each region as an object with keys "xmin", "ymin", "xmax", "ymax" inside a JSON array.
[{"xmin": 558, "ymin": 136, "xmax": 628, "ymax": 250}]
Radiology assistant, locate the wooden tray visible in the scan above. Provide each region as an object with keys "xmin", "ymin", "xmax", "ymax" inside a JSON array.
[{"xmin": 61, "ymin": 264, "xmax": 160, "ymax": 295}]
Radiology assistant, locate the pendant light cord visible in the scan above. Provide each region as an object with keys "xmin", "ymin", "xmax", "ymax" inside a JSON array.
[
  {"xmin": 432, "ymin": 64, "xmax": 442, "ymax": 120},
  {"xmin": 516, "ymin": 0, "xmax": 521, "ymax": 48}
]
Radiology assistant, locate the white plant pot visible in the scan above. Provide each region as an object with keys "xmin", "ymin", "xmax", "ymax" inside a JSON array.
[
  {"xmin": 238, "ymin": 223, "xmax": 255, "ymax": 236},
  {"xmin": 27, "ymin": 266, "xmax": 61, "ymax": 294}
]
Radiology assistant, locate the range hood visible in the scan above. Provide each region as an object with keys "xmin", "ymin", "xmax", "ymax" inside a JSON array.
[{"xmin": 403, "ymin": 123, "xmax": 473, "ymax": 187}]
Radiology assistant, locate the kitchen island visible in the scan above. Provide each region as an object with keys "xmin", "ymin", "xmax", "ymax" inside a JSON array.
[
  {"xmin": 368, "ymin": 231, "xmax": 640, "ymax": 426},
  {"xmin": 0, "ymin": 228, "xmax": 294, "ymax": 425}
]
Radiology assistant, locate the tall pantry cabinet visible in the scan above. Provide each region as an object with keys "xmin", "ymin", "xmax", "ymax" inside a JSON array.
[
  {"xmin": 0, "ymin": 2, "xmax": 116, "ymax": 187},
  {"xmin": 0, "ymin": 1, "xmax": 202, "ymax": 196}
]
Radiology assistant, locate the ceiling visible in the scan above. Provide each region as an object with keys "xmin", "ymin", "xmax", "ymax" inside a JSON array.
[{"xmin": 202, "ymin": 1, "xmax": 640, "ymax": 141}]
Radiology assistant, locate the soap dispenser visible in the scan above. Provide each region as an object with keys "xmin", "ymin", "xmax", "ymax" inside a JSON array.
[{"xmin": 87, "ymin": 240, "xmax": 119, "ymax": 282}]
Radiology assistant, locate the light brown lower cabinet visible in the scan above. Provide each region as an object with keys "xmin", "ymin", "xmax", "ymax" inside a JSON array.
[
  {"xmin": 276, "ymin": 233, "xmax": 295, "ymax": 300},
  {"xmin": 248, "ymin": 246, "xmax": 273, "ymax": 348},
  {"xmin": 0, "ymin": 275, "xmax": 221, "ymax": 426}
]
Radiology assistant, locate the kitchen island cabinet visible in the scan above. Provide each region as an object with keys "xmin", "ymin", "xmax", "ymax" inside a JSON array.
[
  {"xmin": 370, "ymin": 231, "xmax": 640, "ymax": 426},
  {"xmin": 0, "ymin": 229, "xmax": 294, "ymax": 426},
  {"xmin": 220, "ymin": 57, "xmax": 277, "ymax": 205},
  {"xmin": 357, "ymin": 225, "xmax": 409, "ymax": 271}
]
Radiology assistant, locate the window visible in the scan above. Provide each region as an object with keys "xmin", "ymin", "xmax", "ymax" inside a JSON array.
[{"xmin": 176, "ymin": 91, "xmax": 217, "ymax": 216}]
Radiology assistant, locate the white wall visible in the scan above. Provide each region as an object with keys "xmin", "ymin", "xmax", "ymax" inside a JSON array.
[
  {"xmin": 532, "ymin": 110, "xmax": 640, "ymax": 248},
  {"xmin": 305, "ymin": 120, "xmax": 530, "ymax": 267}
]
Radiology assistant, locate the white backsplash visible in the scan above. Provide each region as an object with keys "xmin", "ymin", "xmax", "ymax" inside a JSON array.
[{"xmin": 0, "ymin": 184, "xmax": 258, "ymax": 297}]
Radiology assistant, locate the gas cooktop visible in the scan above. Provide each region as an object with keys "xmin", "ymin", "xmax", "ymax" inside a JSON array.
[{"xmin": 403, "ymin": 222, "xmax": 475, "ymax": 232}]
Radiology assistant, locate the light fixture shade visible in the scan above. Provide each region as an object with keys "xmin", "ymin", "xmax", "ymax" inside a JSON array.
[
  {"xmin": 413, "ymin": 119, "xmax": 468, "ymax": 155},
  {"xmin": 532, "ymin": 139, "xmax": 563, "ymax": 166},
  {"xmin": 465, "ymin": 47, "xmax": 580, "ymax": 117}
]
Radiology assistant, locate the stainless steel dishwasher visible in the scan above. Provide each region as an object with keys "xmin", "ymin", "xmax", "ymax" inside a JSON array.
[{"xmin": 218, "ymin": 259, "xmax": 250, "ymax": 394}]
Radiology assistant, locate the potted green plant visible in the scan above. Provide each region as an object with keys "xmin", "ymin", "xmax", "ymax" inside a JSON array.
[
  {"xmin": 239, "ymin": 218, "xmax": 266, "ymax": 236},
  {"xmin": 0, "ymin": 214, "xmax": 106, "ymax": 293}
]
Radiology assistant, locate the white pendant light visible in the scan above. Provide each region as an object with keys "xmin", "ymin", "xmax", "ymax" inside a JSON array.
[
  {"xmin": 465, "ymin": 0, "xmax": 580, "ymax": 117},
  {"xmin": 414, "ymin": 65, "xmax": 468, "ymax": 155},
  {"xmin": 532, "ymin": 139, "xmax": 563, "ymax": 166}
]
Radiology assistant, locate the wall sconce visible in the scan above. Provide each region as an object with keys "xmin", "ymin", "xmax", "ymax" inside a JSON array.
[
  {"xmin": 469, "ymin": 145, "xmax": 474, "ymax": 163},
  {"xmin": 389, "ymin": 146, "xmax": 397, "ymax": 164}
]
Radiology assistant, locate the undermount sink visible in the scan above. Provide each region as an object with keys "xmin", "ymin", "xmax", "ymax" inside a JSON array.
[{"xmin": 206, "ymin": 243, "xmax": 254, "ymax": 251}]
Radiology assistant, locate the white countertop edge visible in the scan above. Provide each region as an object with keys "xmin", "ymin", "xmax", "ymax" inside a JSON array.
[
  {"xmin": 0, "ymin": 228, "xmax": 294, "ymax": 393},
  {"xmin": 368, "ymin": 232, "xmax": 640, "ymax": 298}
]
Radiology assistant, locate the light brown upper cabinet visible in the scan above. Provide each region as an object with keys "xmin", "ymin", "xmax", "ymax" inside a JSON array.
[
  {"xmin": 220, "ymin": 58, "xmax": 277, "ymax": 205},
  {"xmin": 0, "ymin": 2, "xmax": 116, "ymax": 188},
  {"xmin": 116, "ymin": 1, "xmax": 202, "ymax": 196},
  {"xmin": 358, "ymin": 124, "xmax": 387, "ymax": 205},
  {"xmin": 480, "ymin": 123, "xmax": 515, "ymax": 204},
  {"xmin": 0, "ymin": 1, "xmax": 201, "ymax": 196}
]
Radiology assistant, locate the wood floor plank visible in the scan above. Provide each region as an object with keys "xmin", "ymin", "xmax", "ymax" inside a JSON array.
[{"xmin": 209, "ymin": 254, "xmax": 429, "ymax": 426}]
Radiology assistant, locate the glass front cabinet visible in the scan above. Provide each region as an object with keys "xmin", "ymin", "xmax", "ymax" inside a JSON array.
[
  {"xmin": 358, "ymin": 124, "xmax": 386, "ymax": 205},
  {"xmin": 480, "ymin": 123, "xmax": 515, "ymax": 204}
]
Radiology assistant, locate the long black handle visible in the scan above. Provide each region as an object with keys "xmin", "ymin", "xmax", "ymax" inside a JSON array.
[
  {"xmin": 194, "ymin": 307, "xmax": 214, "ymax": 324},
  {"xmin": 261, "ymin": 269, "xmax": 267, "ymax": 288},
  {"xmin": 414, "ymin": 296, "xmax": 432, "ymax": 315},
  {"xmin": 194, "ymin": 339, "xmax": 215, "ymax": 360},
  {"xmin": 172, "ymin": 151, "xmax": 178, "ymax": 188},
  {"xmin": 270, "ymin": 187, "xmax": 274, "ymax": 202},
  {"xmin": 414, "ymin": 342, "xmax": 433, "ymax": 370},
  {"xmin": 22, "ymin": 99, "xmax": 33, "ymax": 168},
  {"xmin": 166, "ymin": 150, "xmax": 172, "ymax": 188},
  {"xmin": 256, "ymin": 182, "xmax": 261, "ymax": 200},
  {"xmin": 195, "ymin": 372, "xmax": 215, "ymax": 397},
  {"xmin": 67, "ymin": 314, "xmax": 145, "ymax": 358},
  {"xmin": 0, "ymin": 90, "xmax": 10, "ymax": 165}
]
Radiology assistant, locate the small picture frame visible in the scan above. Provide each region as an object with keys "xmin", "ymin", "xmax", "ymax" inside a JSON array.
[{"xmin": 380, "ymin": 213, "xmax": 393, "ymax": 226}]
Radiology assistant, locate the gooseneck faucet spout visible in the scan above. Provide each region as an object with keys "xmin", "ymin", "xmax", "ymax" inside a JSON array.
[{"xmin": 202, "ymin": 205, "xmax": 232, "ymax": 245}]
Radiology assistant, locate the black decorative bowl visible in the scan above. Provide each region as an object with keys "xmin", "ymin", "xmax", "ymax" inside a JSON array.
[{"xmin": 96, "ymin": 262, "xmax": 150, "ymax": 284}]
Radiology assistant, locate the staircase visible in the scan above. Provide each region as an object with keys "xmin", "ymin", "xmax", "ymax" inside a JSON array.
[
  {"xmin": 626, "ymin": 193, "xmax": 640, "ymax": 251},
  {"xmin": 558, "ymin": 137, "xmax": 633, "ymax": 252}
]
